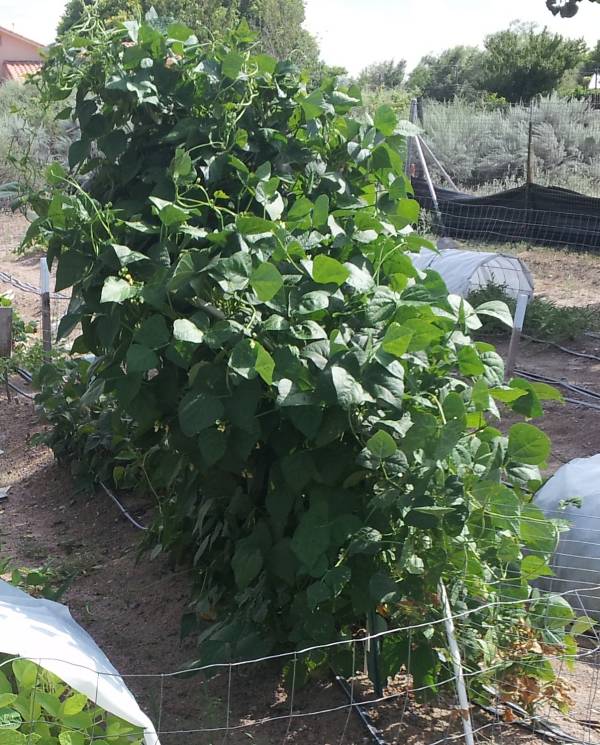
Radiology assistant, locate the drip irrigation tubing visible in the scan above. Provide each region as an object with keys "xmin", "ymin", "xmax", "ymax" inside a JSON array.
[
  {"xmin": 5, "ymin": 379, "xmax": 34, "ymax": 399},
  {"xmin": 515, "ymin": 367, "xmax": 600, "ymax": 404},
  {"xmin": 99, "ymin": 482, "xmax": 147, "ymax": 531},
  {"xmin": 523, "ymin": 335, "xmax": 600, "ymax": 363},
  {"xmin": 332, "ymin": 671, "xmax": 388, "ymax": 745}
]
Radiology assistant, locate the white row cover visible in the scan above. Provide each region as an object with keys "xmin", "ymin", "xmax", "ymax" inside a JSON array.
[
  {"xmin": 0, "ymin": 580, "xmax": 159, "ymax": 744},
  {"xmin": 535, "ymin": 454, "xmax": 600, "ymax": 618},
  {"xmin": 409, "ymin": 244, "xmax": 534, "ymax": 299}
]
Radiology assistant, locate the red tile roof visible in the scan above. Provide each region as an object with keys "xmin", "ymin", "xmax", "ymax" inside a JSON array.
[{"xmin": 1, "ymin": 61, "xmax": 43, "ymax": 81}]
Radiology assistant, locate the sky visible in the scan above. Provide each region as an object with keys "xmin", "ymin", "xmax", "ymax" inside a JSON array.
[{"xmin": 0, "ymin": 0, "xmax": 599, "ymax": 74}]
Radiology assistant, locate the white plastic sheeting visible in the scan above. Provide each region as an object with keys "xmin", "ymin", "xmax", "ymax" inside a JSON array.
[
  {"xmin": 409, "ymin": 245, "xmax": 534, "ymax": 299},
  {"xmin": 535, "ymin": 454, "xmax": 600, "ymax": 618},
  {"xmin": 0, "ymin": 580, "xmax": 160, "ymax": 744}
]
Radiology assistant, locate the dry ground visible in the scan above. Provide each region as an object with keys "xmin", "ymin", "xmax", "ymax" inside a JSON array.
[{"xmin": 2, "ymin": 213, "xmax": 600, "ymax": 744}]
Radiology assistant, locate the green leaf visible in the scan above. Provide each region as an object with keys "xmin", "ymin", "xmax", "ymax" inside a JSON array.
[
  {"xmin": 521, "ymin": 503, "xmax": 558, "ymax": 554},
  {"xmin": 366, "ymin": 430, "xmax": 397, "ymax": 459},
  {"xmin": 312, "ymin": 255, "xmax": 350, "ymax": 286},
  {"xmin": 331, "ymin": 366, "xmax": 371, "ymax": 409},
  {"xmin": 458, "ymin": 346, "xmax": 485, "ymax": 376},
  {"xmin": 61, "ymin": 692, "xmax": 88, "ymax": 716},
  {"xmin": 521, "ymin": 555, "xmax": 554, "ymax": 581},
  {"xmin": 572, "ymin": 617, "xmax": 597, "ymax": 635},
  {"xmin": 288, "ymin": 197, "xmax": 313, "ymax": 221},
  {"xmin": 301, "ymin": 90, "xmax": 327, "ymax": 119},
  {"xmin": 255, "ymin": 343, "xmax": 275, "ymax": 384},
  {"xmin": 0, "ymin": 731, "xmax": 27, "ymax": 744},
  {"xmin": 134, "ymin": 314, "xmax": 170, "ymax": 348},
  {"xmin": 58, "ymin": 731, "xmax": 85, "ymax": 745},
  {"xmin": 229, "ymin": 340, "xmax": 275, "ymax": 384},
  {"xmin": 250, "ymin": 263, "xmax": 284, "ymax": 302},
  {"xmin": 178, "ymin": 391, "xmax": 224, "ymax": 436},
  {"xmin": 126, "ymin": 344, "xmax": 159, "ymax": 373},
  {"xmin": 68, "ymin": 139, "xmax": 89, "ymax": 168},
  {"xmin": 236, "ymin": 215, "xmax": 274, "ymax": 235},
  {"xmin": 313, "ymin": 194, "xmax": 329, "ymax": 228},
  {"xmin": 222, "ymin": 51, "xmax": 244, "ymax": 79},
  {"xmin": 12, "ymin": 660, "xmax": 38, "ymax": 689},
  {"xmin": 382, "ymin": 323, "xmax": 413, "ymax": 357},
  {"xmin": 173, "ymin": 319, "xmax": 204, "ymax": 344},
  {"xmin": 149, "ymin": 196, "xmax": 189, "ymax": 226},
  {"xmin": 374, "ymin": 104, "xmax": 397, "ymax": 136},
  {"xmin": 476, "ymin": 300, "xmax": 514, "ymax": 327},
  {"xmin": 0, "ymin": 694, "xmax": 16, "ymax": 708},
  {"xmin": 101, "ymin": 276, "xmax": 138, "ymax": 303},
  {"xmin": 508, "ymin": 423, "xmax": 551, "ymax": 465},
  {"xmin": 56, "ymin": 251, "xmax": 89, "ymax": 292}
]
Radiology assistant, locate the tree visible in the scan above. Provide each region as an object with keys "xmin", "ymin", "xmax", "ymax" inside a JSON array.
[
  {"xmin": 57, "ymin": 0, "xmax": 142, "ymax": 33},
  {"xmin": 546, "ymin": 0, "xmax": 600, "ymax": 17},
  {"xmin": 358, "ymin": 59, "xmax": 406, "ymax": 89},
  {"xmin": 57, "ymin": 0, "xmax": 320, "ymax": 71},
  {"xmin": 480, "ymin": 22, "xmax": 587, "ymax": 101},
  {"xmin": 407, "ymin": 46, "xmax": 483, "ymax": 101}
]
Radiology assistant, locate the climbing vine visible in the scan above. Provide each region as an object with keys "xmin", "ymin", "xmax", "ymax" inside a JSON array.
[{"xmin": 28, "ymin": 8, "xmax": 576, "ymax": 702}]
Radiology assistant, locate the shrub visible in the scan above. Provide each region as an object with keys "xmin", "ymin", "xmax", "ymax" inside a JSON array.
[
  {"xmin": 28, "ymin": 8, "xmax": 574, "ymax": 704},
  {"xmin": 0, "ymin": 82, "xmax": 73, "ymax": 196},
  {"xmin": 422, "ymin": 96, "xmax": 600, "ymax": 196}
]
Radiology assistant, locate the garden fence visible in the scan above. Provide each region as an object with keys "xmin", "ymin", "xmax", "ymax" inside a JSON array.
[
  {"xmin": 4, "ymin": 539, "xmax": 600, "ymax": 745},
  {"xmin": 412, "ymin": 99, "xmax": 600, "ymax": 251}
]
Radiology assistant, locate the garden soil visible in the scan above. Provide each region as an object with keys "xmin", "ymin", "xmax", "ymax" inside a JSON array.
[{"xmin": 2, "ymin": 214, "xmax": 600, "ymax": 743}]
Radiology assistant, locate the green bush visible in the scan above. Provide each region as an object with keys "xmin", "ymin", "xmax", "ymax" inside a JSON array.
[
  {"xmin": 422, "ymin": 96, "xmax": 600, "ymax": 196},
  {"xmin": 27, "ymin": 8, "xmax": 575, "ymax": 707}
]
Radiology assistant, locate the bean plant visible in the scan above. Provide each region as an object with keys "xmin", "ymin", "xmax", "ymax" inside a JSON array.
[
  {"xmin": 0, "ymin": 657, "xmax": 143, "ymax": 744},
  {"xmin": 28, "ymin": 8, "xmax": 578, "ymax": 709}
]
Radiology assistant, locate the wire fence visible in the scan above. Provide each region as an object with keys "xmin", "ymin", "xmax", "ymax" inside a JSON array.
[
  {"xmin": 4, "ymin": 573, "xmax": 600, "ymax": 745},
  {"xmin": 412, "ymin": 98, "xmax": 600, "ymax": 251}
]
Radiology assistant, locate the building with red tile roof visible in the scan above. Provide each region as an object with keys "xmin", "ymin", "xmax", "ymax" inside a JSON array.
[{"xmin": 0, "ymin": 25, "xmax": 44, "ymax": 82}]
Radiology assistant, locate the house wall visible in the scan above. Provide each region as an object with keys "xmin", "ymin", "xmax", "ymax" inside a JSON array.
[{"xmin": 0, "ymin": 33, "xmax": 41, "ymax": 65}]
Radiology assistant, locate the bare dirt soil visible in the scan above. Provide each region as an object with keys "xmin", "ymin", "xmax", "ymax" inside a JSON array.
[{"xmin": 2, "ymin": 217, "xmax": 600, "ymax": 744}]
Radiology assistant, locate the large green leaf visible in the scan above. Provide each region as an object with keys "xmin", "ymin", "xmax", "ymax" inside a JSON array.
[
  {"xmin": 250, "ymin": 262, "xmax": 284, "ymax": 301},
  {"xmin": 229, "ymin": 339, "xmax": 275, "ymax": 384},
  {"xmin": 101, "ymin": 277, "xmax": 138, "ymax": 304},
  {"xmin": 173, "ymin": 319, "xmax": 204, "ymax": 344},
  {"xmin": 312, "ymin": 255, "xmax": 350, "ymax": 286},
  {"xmin": 178, "ymin": 391, "xmax": 224, "ymax": 436},
  {"xmin": 508, "ymin": 423, "xmax": 551, "ymax": 465},
  {"xmin": 366, "ymin": 430, "xmax": 397, "ymax": 459}
]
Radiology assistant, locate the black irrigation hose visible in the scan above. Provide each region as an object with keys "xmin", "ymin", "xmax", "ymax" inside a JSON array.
[
  {"xmin": 523, "ymin": 335, "xmax": 600, "ymax": 364},
  {"xmin": 515, "ymin": 367, "xmax": 600, "ymax": 405},
  {"xmin": 331, "ymin": 670, "xmax": 389, "ymax": 745},
  {"xmin": 99, "ymin": 482, "xmax": 147, "ymax": 532},
  {"xmin": 5, "ymin": 379, "xmax": 34, "ymax": 400}
]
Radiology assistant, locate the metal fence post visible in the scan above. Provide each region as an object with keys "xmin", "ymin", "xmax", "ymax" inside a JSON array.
[
  {"xmin": 40, "ymin": 258, "xmax": 51, "ymax": 363},
  {"xmin": 0, "ymin": 305, "xmax": 13, "ymax": 400},
  {"xmin": 506, "ymin": 291, "xmax": 530, "ymax": 379},
  {"xmin": 405, "ymin": 97, "xmax": 419, "ymax": 177}
]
